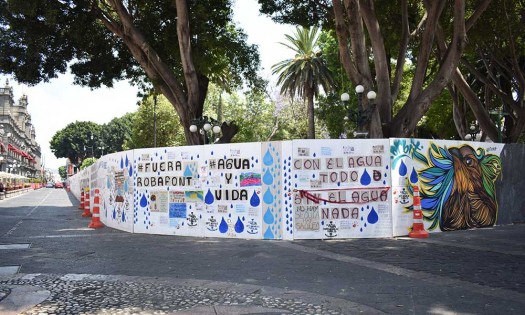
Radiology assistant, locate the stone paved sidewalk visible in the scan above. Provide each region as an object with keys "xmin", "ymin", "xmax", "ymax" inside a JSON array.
[{"xmin": 1, "ymin": 274, "xmax": 380, "ymax": 315}]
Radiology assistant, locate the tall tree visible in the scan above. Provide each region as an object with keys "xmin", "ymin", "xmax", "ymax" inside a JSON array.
[
  {"xmin": 50, "ymin": 121, "xmax": 101, "ymax": 166},
  {"xmin": 272, "ymin": 26, "xmax": 335, "ymax": 139},
  {"xmin": 0, "ymin": 0, "xmax": 262, "ymax": 144},
  {"xmin": 259, "ymin": 0, "xmax": 492, "ymax": 139}
]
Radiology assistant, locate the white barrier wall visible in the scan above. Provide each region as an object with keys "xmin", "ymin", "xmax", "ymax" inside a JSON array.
[
  {"xmin": 94, "ymin": 151, "xmax": 135, "ymax": 233},
  {"xmin": 291, "ymin": 139, "xmax": 392, "ymax": 239},
  {"xmin": 67, "ymin": 138, "xmax": 505, "ymax": 239}
]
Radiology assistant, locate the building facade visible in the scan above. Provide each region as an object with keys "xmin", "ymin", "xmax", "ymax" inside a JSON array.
[{"xmin": 0, "ymin": 79, "xmax": 43, "ymax": 179}]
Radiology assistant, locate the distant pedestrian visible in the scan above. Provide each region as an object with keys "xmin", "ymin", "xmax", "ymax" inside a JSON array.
[{"xmin": 0, "ymin": 182, "xmax": 4, "ymax": 192}]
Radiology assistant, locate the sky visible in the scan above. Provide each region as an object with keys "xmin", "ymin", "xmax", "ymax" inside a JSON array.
[{"xmin": 2, "ymin": 0, "xmax": 295, "ymax": 172}]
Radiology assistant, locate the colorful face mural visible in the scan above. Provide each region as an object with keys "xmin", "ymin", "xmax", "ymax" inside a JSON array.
[{"xmin": 391, "ymin": 139, "xmax": 503, "ymax": 232}]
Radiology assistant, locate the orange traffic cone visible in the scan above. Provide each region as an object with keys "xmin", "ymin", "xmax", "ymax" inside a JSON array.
[
  {"xmin": 82, "ymin": 187, "xmax": 92, "ymax": 218},
  {"xmin": 88, "ymin": 189, "xmax": 104, "ymax": 229},
  {"xmin": 78, "ymin": 190, "xmax": 84, "ymax": 210},
  {"xmin": 409, "ymin": 185, "xmax": 429, "ymax": 238}
]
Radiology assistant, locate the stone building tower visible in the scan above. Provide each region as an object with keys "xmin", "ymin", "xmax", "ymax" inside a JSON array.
[{"xmin": 0, "ymin": 79, "xmax": 42, "ymax": 178}]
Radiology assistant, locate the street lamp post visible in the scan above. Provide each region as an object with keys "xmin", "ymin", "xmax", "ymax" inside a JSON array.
[
  {"xmin": 340, "ymin": 85, "xmax": 377, "ymax": 138},
  {"xmin": 153, "ymin": 94, "xmax": 157, "ymax": 148},
  {"xmin": 469, "ymin": 121, "xmax": 480, "ymax": 141},
  {"xmin": 489, "ymin": 108, "xmax": 508, "ymax": 143},
  {"xmin": 189, "ymin": 116, "xmax": 222, "ymax": 145}
]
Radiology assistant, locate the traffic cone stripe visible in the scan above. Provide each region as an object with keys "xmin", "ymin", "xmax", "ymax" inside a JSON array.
[
  {"xmin": 82, "ymin": 188, "xmax": 92, "ymax": 218},
  {"xmin": 78, "ymin": 190, "xmax": 84, "ymax": 210},
  {"xmin": 409, "ymin": 185, "xmax": 429, "ymax": 239},
  {"xmin": 88, "ymin": 189, "xmax": 105, "ymax": 229}
]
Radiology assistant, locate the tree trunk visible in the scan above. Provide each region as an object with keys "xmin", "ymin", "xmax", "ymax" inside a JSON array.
[
  {"xmin": 390, "ymin": 0, "xmax": 467, "ymax": 138},
  {"xmin": 307, "ymin": 86, "xmax": 316, "ymax": 139},
  {"xmin": 96, "ymin": 0, "xmax": 237, "ymax": 146},
  {"xmin": 175, "ymin": 0, "xmax": 202, "ymax": 145}
]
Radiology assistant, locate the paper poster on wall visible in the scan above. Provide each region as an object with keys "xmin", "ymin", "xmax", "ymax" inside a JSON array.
[
  {"xmin": 199, "ymin": 142, "xmax": 264, "ymax": 239},
  {"xmin": 390, "ymin": 138, "xmax": 504, "ymax": 236},
  {"xmin": 133, "ymin": 146, "xmax": 204, "ymax": 236},
  {"xmin": 291, "ymin": 139, "xmax": 392, "ymax": 239}
]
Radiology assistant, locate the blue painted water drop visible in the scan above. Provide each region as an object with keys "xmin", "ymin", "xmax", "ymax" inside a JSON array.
[
  {"xmin": 184, "ymin": 166, "xmax": 192, "ymax": 177},
  {"xmin": 263, "ymin": 189, "xmax": 274, "ymax": 204},
  {"xmin": 235, "ymin": 217, "xmax": 244, "ymax": 233},
  {"xmin": 263, "ymin": 208, "xmax": 274, "ymax": 224},
  {"xmin": 250, "ymin": 191, "xmax": 260, "ymax": 207},
  {"xmin": 264, "ymin": 227, "xmax": 275, "ymax": 239},
  {"xmin": 140, "ymin": 194, "xmax": 148, "ymax": 207},
  {"xmin": 112, "ymin": 208, "xmax": 116, "ymax": 220},
  {"xmin": 120, "ymin": 157, "xmax": 124, "ymax": 169},
  {"xmin": 399, "ymin": 160, "xmax": 407, "ymax": 176},
  {"xmin": 122, "ymin": 210, "xmax": 126, "ymax": 222},
  {"xmin": 125, "ymin": 155, "xmax": 129, "ymax": 167},
  {"xmin": 128, "ymin": 165, "xmax": 133, "ymax": 177},
  {"xmin": 410, "ymin": 167, "xmax": 419, "ymax": 184},
  {"xmin": 205, "ymin": 189, "xmax": 214, "ymax": 205},
  {"xmin": 263, "ymin": 150, "xmax": 274, "ymax": 166},
  {"xmin": 219, "ymin": 217, "xmax": 228, "ymax": 233},
  {"xmin": 263, "ymin": 169, "xmax": 273, "ymax": 185},
  {"xmin": 360, "ymin": 169, "xmax": 371, "ymax": 185},
  {"xmin": 367, "ymin": 207, "xmax": 379, "ymax": 224}
]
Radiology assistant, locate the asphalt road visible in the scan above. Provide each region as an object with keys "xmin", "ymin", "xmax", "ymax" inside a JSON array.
[{"xmin": 0, "ymin": 188, "xmax": 524, "ymax": 314}]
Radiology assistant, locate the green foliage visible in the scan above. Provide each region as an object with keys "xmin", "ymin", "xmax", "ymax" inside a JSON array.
[
  {"xmin": 101, "ymin": 113, "xmax": 135, "ymax": 154},
  {"xmin": 202, "ymin": 84, "xmax": 309, "ymax": 143},
  {"xmin": 258, "ymin": 0, "xmax": 330, "ymax": 27},
  {"xmin": 271, "ymin": 95, "xmax": 310, "ymax": 140},
  {"xmin": 58, "ymin": 166, "xmax": 66, "ymax": 180},
  {"xmin": 0, "ymin": 0, "xmax": 262, "ymax": 92},
  {"xmin": 126, "ymin": 95, "xmax": 185, "ymax": 149},
  {"xmin": 272, "ymin": 26, "xmax": 335, "ymax": 99},
  {"xmin": 417, "ymin": 92, "xmax": 457, "ymax": 140},
  {"xmin": 316, "ymin": 93, "xmax": 356, "ymax": 139},
  {"xmin": 80, "ymin": 157, "xmax": 96, "ymax": 170},
  {"xmin": 216, "ymin": 90, "xmax": 276, "ymax": 143},
  {"xmin": 49, "ymin": 121, "xmax": 101, "ymax": 166}
]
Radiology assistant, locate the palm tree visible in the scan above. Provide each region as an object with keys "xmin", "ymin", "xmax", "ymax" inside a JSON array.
[{"xmin": 272, "ymin": 26, "xmax": 335, "ymax": 139}]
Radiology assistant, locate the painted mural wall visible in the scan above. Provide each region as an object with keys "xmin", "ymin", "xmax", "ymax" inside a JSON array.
[
  {"xmin": 67, "ymin": 138, "xmax": 507, "ymax": 240},
  {"xmin": 390, "ymin": 138, "xmax": 504, "ymax": 236}
]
